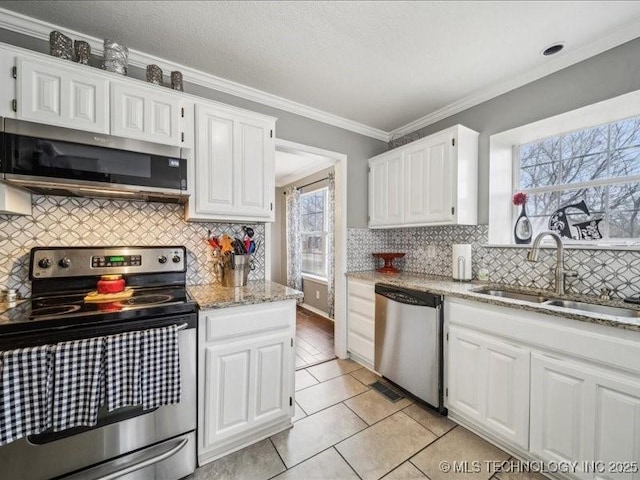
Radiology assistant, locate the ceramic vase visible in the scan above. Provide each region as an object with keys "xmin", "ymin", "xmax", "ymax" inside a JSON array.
[{"xmin": 514, "ymin": 204, "xmax": 532, "ymax": 244}]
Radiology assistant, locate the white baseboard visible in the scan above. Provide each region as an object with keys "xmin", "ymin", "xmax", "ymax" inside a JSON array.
[{"xmin": 299, "ymin": 303, "xmax": 333, "ymax": 321}]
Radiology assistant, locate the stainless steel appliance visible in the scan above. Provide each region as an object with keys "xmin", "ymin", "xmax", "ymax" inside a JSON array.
[
  {"xmin": 0, "ymin": 117, "xmax": 188, "ymax": 203},
  {"xmin": 0, "ymin": 246, "xmax": 197, "ymax": 480},
  {"xmin": 374, "ymin": 284, "xmax": 445, "ymax": 412}
]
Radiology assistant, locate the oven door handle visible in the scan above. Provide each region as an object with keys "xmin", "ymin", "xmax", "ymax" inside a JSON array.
[
  {"xmin": 176, "ymin": 322, "xmax": 188, "ymax": 331},
  {"xmin": 92, "ymin": 437, "xmax": 188, "ymax": 480}
]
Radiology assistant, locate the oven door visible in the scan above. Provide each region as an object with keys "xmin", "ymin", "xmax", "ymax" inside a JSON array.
[{"xmin": 0, "ymin": 317, "xmax": 196, "ymax": 480}]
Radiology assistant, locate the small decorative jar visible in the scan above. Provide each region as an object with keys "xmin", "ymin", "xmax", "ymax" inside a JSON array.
[
  {"xmin": 50, "ymin": 31, "xmax": 73, "ymax": 60},
  {"xmin": 74, "ymin": 40, "xmax": 91, "ymax": 65},
  {"xmin": 146, "ymin": 64, "xmax": 163, "ymax": 85},
  {"xmin": 171, "ymin": 71, "xmax": 183, "ymax": 91},
  {"xmin": 103, "ymin": 39, "xmax": 128, "ymax": 75}
]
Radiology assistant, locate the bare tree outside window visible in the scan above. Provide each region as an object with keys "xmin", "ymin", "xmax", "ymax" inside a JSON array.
[
  {"xmin": 300, "ymin": 188, "xmax": 329, "ymax": 277},
  {"xmin": 518, "ymin": 116, "xmax": 640, "ymax": 240}
]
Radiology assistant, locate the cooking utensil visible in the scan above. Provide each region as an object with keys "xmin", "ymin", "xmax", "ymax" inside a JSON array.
[
  {"xmin": 220, "ymin": 234, "xmax": 233, "ymax": 253},
  {"xmin": 242, "ymin": 226, "xmax": 255, "ymax": 239}
]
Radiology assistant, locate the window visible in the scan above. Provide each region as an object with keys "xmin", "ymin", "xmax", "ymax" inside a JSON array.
[
  {"xmin": 516, "ymin": 115, "xmax": 640, "ymax": 241},
  {"xmin": 300, "ymin": 187, "xmax": 329, "ymax": 278}
]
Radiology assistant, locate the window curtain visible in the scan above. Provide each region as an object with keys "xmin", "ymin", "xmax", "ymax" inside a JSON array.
[
  {"xmin": 327, "ymin": 172, "xmax": 336, "ymax": 319},
  {"xmin": 285, "ymin": 187, "xmax": 302, "ymax": 291}
]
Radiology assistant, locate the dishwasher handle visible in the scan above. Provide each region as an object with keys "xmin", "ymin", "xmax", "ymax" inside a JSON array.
[{"xmin": 375, "ymin": 284, "xmax": 442, "ymax": 308}]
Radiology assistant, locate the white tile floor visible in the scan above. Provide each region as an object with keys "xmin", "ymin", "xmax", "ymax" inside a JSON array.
[{"xmin": 193, "ymin": 359, "xmax": 543, "ymax": 480}]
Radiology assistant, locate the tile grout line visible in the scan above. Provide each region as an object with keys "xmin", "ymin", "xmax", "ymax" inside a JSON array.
[
  {"xmin": 333, "ymin": 445, "xmax": 364, "ymax": 480},
  {"xmin": 267, "ymin": 437, "xmax": 288, "ymax": 476},
  {"xmin": 407, "ymin": 424, "xmax": 460, "ymax": 476},
  {"xmin": 400, "ymin": 403, "xmax": 455, "ymax": 438}
]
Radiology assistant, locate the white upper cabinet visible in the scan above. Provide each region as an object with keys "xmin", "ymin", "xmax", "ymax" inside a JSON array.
[
  {"xmin": 368, "ymin": 124, "xmax": 478, "ymax": 228},
  {"xmin": 187, "ymin": 102, "xmax": 275, "ymax": 222},
  {"xmin": 368, "ymin": 150, "xmax": 403, "ymax": 226},
  {"xmin": 16, "ymin": 56, "xmax": 109, "ymax": 134},
  {"xmin": 404, "ymin": 130, "xmax": 454, "ymax": 224},
  {"xmin": 110, "ymin": 81, "xmax": 184, "ymax": 146}
]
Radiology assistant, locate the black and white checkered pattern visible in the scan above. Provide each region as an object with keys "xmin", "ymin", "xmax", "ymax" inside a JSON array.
[
  {"xmin": 52, "ymin": 337, "xmax": 104, "ymax": 432},
  {"xmin": 140, "ymin": 325, "xmax": 181, "ymax": 410},
  {"xmin": 105, "ymin": 330, "xmax": 141, "ymax": 411},
  {"xmin": 0, "ymin": 345, "xmax": 52, "ymax": 445}
]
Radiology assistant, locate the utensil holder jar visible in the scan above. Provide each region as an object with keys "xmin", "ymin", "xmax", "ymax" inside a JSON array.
[{"xmin": 214, "ymin": 254, "xmax": 255, "ymax": 287}]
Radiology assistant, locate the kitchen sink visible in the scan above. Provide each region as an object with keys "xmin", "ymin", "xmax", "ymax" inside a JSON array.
[
  {"xmin": 542, "ymin": 299, "xmax": 640, "ymax": 318},
  {"xmin": 474, "ymin": 289, "xmax": 549, "ymax": 303}
]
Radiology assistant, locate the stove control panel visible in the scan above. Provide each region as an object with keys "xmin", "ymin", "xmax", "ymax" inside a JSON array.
[
  {"xmin": 30, "ymin": 246, "xmax": 187, "ymax": 279},
  {"xmin": 91, "ymin": 255, "xmax": 142, "ymax": 268}
]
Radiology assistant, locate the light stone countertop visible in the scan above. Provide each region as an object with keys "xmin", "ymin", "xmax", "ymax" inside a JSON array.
[
  {"xmin": 347, "ymin": 271, "xmax": 640, "ymax": 333},
  {"xmin": 188, "ymin": 280, "xmax": 303, "ymax": 310}
]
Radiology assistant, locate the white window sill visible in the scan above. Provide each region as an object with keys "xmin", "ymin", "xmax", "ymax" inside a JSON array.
[
  {"xmin": 302, "ymin": 273, "xmax": 329, "ymax": 285},
  {"xmin": 483, "ymin": 243, "xmax": 640, "ymax": 251}
]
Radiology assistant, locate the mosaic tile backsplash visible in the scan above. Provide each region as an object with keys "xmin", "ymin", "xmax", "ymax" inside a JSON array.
[
  {"xmin": 0, "ymin": 195, "xmax": 265, "ymax": 298},
  {"xmin": 347, "ymin": 226, "xmax": 640, "ymax": 299}
]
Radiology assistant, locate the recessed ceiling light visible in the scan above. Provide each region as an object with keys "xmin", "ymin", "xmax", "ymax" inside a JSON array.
[{"xmin": 542, "ymin": 42, "xmax": 565, "ymax": 56}]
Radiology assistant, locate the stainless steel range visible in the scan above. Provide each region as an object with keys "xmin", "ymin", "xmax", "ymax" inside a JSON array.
[{"xmin": 0, "ymin": 246, "xmax": 197, "ymax": 480}]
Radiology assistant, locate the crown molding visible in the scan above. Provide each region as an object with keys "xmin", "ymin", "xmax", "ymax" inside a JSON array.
[
  {"xmin": 0, "ymin": 7, "xmax": 389, "ymax": 142},
  {"xmin": 389, "ymin": 18, "xmax": 640, "ymax": 138},
  {"xmin": 2, "ymin": 7, "xmax": 639, "ymax": 144}
]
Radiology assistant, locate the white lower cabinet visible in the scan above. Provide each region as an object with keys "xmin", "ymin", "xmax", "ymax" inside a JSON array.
[
  {"xmin": 198, "ymin": 300, "xmax": 295, "ymax": 465},
  {"xmin": 446, "ymin": 298, "xmax": 640, "ymax": 480},
  {"xmin": 448, "ymin": 325, "xmax": 530, "ymax": 449},
  {"xmin": 530, "ymin": 353, "xmax": 640, "ymax": 480},
  {"xmin": 346, "ymin": 279, "xmax": 375, "ymax": 368}
]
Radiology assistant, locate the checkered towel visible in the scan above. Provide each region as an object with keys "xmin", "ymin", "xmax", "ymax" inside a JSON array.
[
  {"xmin": 52, "ymin": 337, "xmax": 104, "ymax": 431},
  {"xmin": 105, "ymin": 330, "xmax": 141, "ymax": 411},
  {"xmin": 140, "ymin": 325, "xmax": 181, "ymax": 410},
  {"xmin": 0, "ymin": 345, "xmax": 53, "ymax": 445}
]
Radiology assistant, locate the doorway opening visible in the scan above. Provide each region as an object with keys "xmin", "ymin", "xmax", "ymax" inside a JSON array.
[{"xmin": 266, "ymin": 139, "xmax": 348, "ymax": 369}]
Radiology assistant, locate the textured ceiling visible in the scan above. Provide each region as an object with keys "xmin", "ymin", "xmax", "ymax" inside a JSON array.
[{"xmin": 1, "ymin": 1, "xmax": 640, "ymax": 132}]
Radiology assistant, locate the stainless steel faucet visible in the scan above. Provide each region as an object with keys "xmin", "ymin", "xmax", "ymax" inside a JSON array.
[{"xmin": 527, "ymin": 231, "xmax": 577, "ymax": 295}]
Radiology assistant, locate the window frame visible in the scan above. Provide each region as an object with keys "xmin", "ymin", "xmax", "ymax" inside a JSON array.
[
  {"xmin": 512, "ymin": 118, "xmax": 640, "ymax": 244},
  {"xmin": 299, "ymin": 186, "xmax": 330, "ymax": 280},
  {"xmin": 488, "ymin": 88, "xmax": 640, "ymax": 248}
]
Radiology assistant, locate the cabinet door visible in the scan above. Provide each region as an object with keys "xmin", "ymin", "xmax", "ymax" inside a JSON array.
[
  {"xmin": 17, "ymin": 56, "xmax": 109, "ymax": 133},
  {"xmin": 368, "ymin": 151, "xmax": 403, "ymax": 227},
  {"xmin": 195, "ymin": 105, "xmax": 235, "ymax": 215},
  {"xmin": 448, "ymin": 326, "xmax": 484, "ymax": 422},
  {"xmin": 202, "ymin": 333, "xmax": 292, "ymax": 449},
  {"xmin": 530, "ymin": 354, "xmax": 590, "ymax": 470},
  {"xmin": 404, "ymin": 131, "xmax": 454, "ymax": 224},
  {"xmin": 448, "ymin": 325, "xmax": 530, "ymax": 449},
  {"xmin": 484, "ymin": 340, "xmax": 530, "ymax": 448},
  {"xmin": 111, "ymin": 82, "xmax": 182, "ymax": 146},
  {"xmin": 234, "ymin": 115, "xmax": 274, "ymax": 218},
  {"xmin": 424, "ymin": 130, "xmax": 454, "ymax": 222},
  {"xmin": 254, "ymin": 333, "xmax": 292, "ymax": 424},
  {"xmin": 368, "ymin": 157, "xmax": 388, "ymax": 227},
  {"xmin": 592, "ymin": 376, "xmax": 640, "ymax": 480}
]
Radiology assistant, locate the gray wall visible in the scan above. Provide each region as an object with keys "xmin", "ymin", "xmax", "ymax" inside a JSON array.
[
  {"xmin": 403, "ymin": 36, "xmax": 640, "ymax": 224},
  {"xmin": 0, "ymin": 28, "xmax": 387, "ymax": 228},
  {"xmin": 302, "ymin": 277, "xmax": 330, "ymax": 315}
]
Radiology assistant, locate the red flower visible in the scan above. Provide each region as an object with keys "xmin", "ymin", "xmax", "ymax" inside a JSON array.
[{"xmin": 512, "ymin": 192, "xmax": 528, "ymax": 206}]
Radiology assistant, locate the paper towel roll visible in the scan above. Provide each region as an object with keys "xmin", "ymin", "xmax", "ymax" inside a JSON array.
[{"xmin": 452, "ymin": 244, "xmax": 472, "ymax": 281}]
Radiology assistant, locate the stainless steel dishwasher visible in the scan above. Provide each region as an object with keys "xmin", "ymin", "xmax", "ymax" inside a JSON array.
[{"xmin": 374, "ymin": 284, "xmax": 445, "ymax": 412}]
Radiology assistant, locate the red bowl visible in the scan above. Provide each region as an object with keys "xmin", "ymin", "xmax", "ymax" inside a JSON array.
[{"xmin": 97, "ymin": 277, "xmax": 126, "ymax": 294}]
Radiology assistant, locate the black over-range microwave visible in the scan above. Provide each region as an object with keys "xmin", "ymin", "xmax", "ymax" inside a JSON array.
[{"xmin": 0, "ymin": 117, "xmax": 188, "ymax": 203}]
